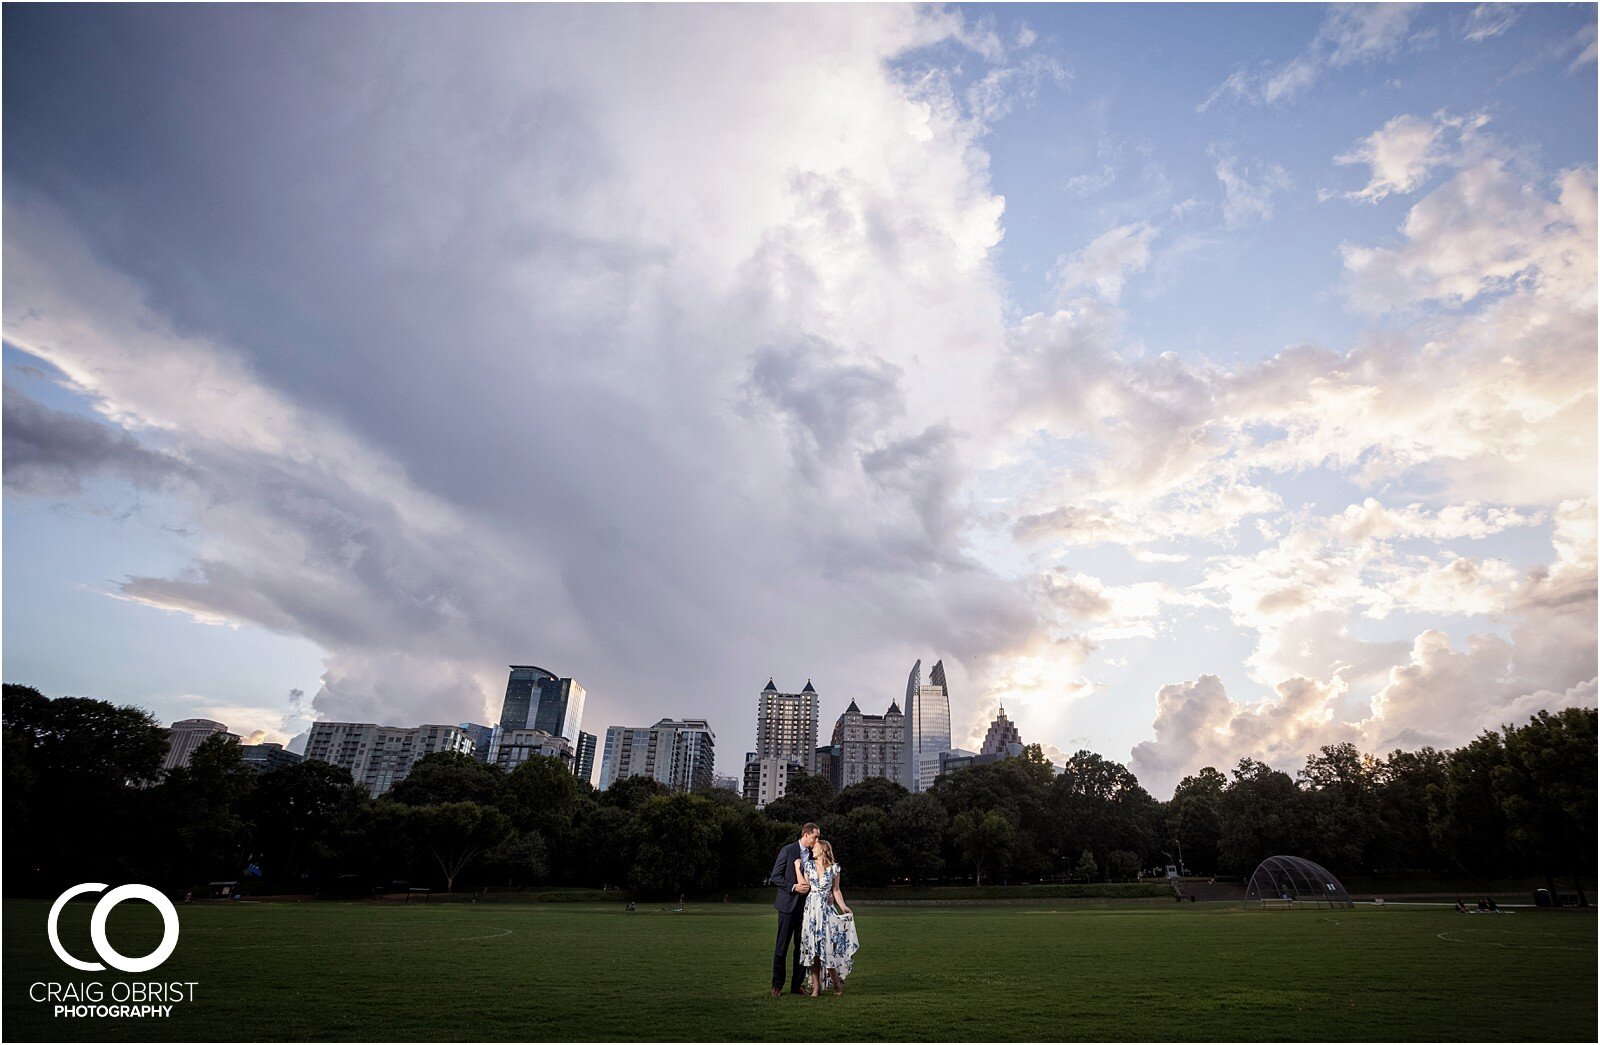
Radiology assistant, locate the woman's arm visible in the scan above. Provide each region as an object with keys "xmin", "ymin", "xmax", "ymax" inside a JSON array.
[
  {"xmin": 793, "ymin": 857, "xmax": 807, "ymax": 890},
  {"xmin": 832, "ymin": 871, "xmax": 850, "ymax": 915}
]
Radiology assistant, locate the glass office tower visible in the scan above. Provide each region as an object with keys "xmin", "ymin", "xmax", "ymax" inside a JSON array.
[
  {"xmin": 903, "ymin": 658, "xmax": 952, "ymax": 792},
  {"xmin": 499, "ymin": 665, "xmax": 556, "ymax": 731}
]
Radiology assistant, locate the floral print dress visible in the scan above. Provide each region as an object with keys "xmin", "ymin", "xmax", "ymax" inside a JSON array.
[{"xmin": 799, "ymin": 862, "xmax": 860, "ymax": 979}]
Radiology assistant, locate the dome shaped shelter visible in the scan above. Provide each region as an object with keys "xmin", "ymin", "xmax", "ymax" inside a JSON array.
[{"xmin": 1245, "ymin": 855, "xmax": 1354, "ymax": 909}]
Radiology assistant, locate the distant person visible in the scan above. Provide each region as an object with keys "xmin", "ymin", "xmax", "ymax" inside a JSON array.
[
  {"xmin": 767, "ymin": 822, "xmax": 818, "ymax": 996},
  {"xmin": 1477, "ymin": 898, "xmax": 1489, "ymax": 911},
  {"xmin": 798, "ymin": 838, "xmax": 858, "ymax": 996},
  {"xmin": 1487, "ymin": 899, "xmax": 1500, "ymax": 913},
  {"xmin": 1455, "ymin": 900, "xmax": 1468, "ymax": 913}
]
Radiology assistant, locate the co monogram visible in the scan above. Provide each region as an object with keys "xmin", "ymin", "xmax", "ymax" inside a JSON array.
[{"xmin": 47, "ymin": 884, "xmax": 180, "ymax": 973}]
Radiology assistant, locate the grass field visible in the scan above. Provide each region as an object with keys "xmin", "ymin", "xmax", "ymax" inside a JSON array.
[{"xmin": 4, "ymin": 898, "xmax": 1594, "ymax": 1042}]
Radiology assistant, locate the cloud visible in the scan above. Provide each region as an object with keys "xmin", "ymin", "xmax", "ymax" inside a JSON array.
[
  {"xmin": 173, "ymin": 697, "xmax": 303, "ymax": 747},
  {"xmin": 2, "ymin": 5, "xmax": 1041, "ymax": 748},
  {"xmin": 1199, "ymin": 3, "xmax": 1422, "ymax": 110},
  {"xmin": 1341, "ymin": 155, "xmax": 1594, "ymax": 313},
  {"xmin": 3, "ymin": 383, "xmax": 189, "ymax": 496},
  {"xmin": 1330, "ymin": 113, "xmax": 1460, "ymax": 202},
  {"xmin": 1130, "ymin": 504, "xmax": 1597, "ymax": 794},
  {"xmin": 1210, "ymin": 147, "xmax": 1292, "ymax": 227},
  {"xmin": 1053, "ymin": 222, "xmax": 1159, "ymax": 303},
  {"xmin": 1462, "ymin": 4, "xmax": 1521, "ymax": 44}
]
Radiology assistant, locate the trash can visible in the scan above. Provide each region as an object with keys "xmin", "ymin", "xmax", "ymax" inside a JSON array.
[{"xmin": 1533, "ymin": 888, "xmax": 1552, "ymax": 908}]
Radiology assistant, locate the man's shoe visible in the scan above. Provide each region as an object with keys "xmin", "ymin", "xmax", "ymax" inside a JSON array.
[{"xmin": 769, "ymin": 988, "xmax": 783, "ymax": 997}]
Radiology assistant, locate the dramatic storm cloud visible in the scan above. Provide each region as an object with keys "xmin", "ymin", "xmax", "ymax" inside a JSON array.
[{"xmin": 4, "ymin": 4, "xmax": 1594, "ymax": 793}]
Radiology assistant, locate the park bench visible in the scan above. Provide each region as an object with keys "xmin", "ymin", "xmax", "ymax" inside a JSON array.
[{"xmin": 1259, "ymin": 898, "xmax": 1294, "ymax": 910}]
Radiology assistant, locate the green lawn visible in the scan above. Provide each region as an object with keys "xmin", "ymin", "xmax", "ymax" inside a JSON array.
[{"xmin": 4, "ymin": 899, "xmax": 1594, "ymax": 1041}]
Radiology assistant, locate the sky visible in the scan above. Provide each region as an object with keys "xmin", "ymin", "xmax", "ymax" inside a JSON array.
[{"xmin": 3, "ymin": 3, "xmax": 1595, "ymax": 796}]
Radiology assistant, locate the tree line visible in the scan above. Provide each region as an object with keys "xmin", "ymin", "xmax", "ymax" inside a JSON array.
[{"xmin": 3, "ymin": 684, "xmax": 1593, "ymax": 899}]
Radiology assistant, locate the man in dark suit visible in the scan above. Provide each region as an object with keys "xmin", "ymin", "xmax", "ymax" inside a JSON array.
[{"xmin": 768, "ymin": 821, "xmax": 819, "ymax": 996}]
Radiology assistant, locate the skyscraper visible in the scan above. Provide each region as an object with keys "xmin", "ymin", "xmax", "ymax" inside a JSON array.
[
  {"xmin": 598, "ymin": 718, "xmax": 716, "ymax": 792},
  {"xmin": 492, "ymin": 728, "xmax": 573, "ymax": 773},
  {"xmin": 830, "ymin": 699, "xmax": 906, "ymax": 790},
  {"xmin": 980, "ymin": 705, "xmax": 1024, "ymax": 757},
  {"xmin": 498, "ymin": 666, "xmax": 552, "ymax": 731},
  {"xmin": 303, "ymin": 721, "xmax": 474, "ymax": 796},
  {"xmin": 163, "ymin": 719, "xmax": 239, "ymax": 771},
  {"xmin": 459, "ymin": 722, "xmax": 496, "ymax": 763},
  {"xmin": 498, "ymin": 665, "xmax": 586, "ymax": 743},
  {"xmin": 754, "ymin": 679, "xmax": 819, "ymax": 772},
  {"xmin": 574, "ymin": 730, "xmax": 598, "ymax": 786},
  {"xmin": 903, "ymin": 659, "xmax": 952, "ymax": 792}
]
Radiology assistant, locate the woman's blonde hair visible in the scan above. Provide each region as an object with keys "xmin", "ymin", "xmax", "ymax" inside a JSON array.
[{"xmin": 815, "ymin": 839, "xmax": 836, "ymax": 870}]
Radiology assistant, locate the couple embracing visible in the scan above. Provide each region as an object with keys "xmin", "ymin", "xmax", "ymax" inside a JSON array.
[{"xmin": 768, "ymin": 822, "xmax": 860, "ymax": 997}]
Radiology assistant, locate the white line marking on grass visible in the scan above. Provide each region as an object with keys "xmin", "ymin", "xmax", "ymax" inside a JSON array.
[
  {"xmin": 451, "ymin": 928, "xmax": 515, "ymax": 942},
  {"xmin": 1436, "ymin": 928, "xmax": 1586, "ymax": 950}
]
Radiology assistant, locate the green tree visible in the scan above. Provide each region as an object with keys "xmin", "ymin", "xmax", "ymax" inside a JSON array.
[
  {"xmin": 1371, "ymin": 747, "xmax": 1447, "ymax": 872},
  {"xmin": 1050, "ymin": 751, "xmax": 1160, "ymax": 875},
  {"xmin": 1074, "ymin": 848, "xmax": 1099, "ymax": 882},
  {"xmin": 1218, "ymin": 758, "xmax": 1305, "ymax": 875},
  {"xmin": 402, "ymin": 801, "xmax": 512, "ymax": 892},
  {"xmin": 888, "ymin": 793, "xmax": 947, "ymax": 883},
  {"xmin": 2, "ymin": 686, "xmax": 171, "ymax": 892},
  {"xmin": 388, "ymin": 751, "xmax": 507, "ymax": 807},
  {"xmin": 932, "ymin": 754, "xmax": 1054, "ymax": 879},
  {"xmin": 482, "ymin": 830, "xmax": 549, "ymax": 888},
  {"xmin": 1105, "ymin": 849, "xmax": 1140, "ymax": 881},
  {"xmin": 1298, "ymin": 742, "xmax": 1379, "ymax": 872},
  {"xmin": 601, "ymin": 775, "xmax": 672, "ymax": 812},
  {"xmin": 572, "ymin": 802, "xmax": 634, "ymax": 889},
  {"xmin": 1428, "ymin": 731, "xmax": 1515, "ymax": 878},
  {"xmin": 761, "ymin": 768, "xmax": 834, "ymax": 825},
  {"xmin": 711, "ymin": 802, "xmax": 773, "ymax": 891},
  {"xmin": 246, "ymin": 759, "xmax": 371, "ymax": 887},
  {"xmin": 501, "ymin": 756, "xmax": 587, "ymax": 844},
  {"xmin": 833, "ymin": 776, "xmax": 909, "ymax": 815},
  {"xmin": 628, "ymin": 793, "xmax": 722, "ymax": 897},
  {"xmin": 829, "ymin": 806, "xmax": 895, "ymax": 886},
  {"xmin": 157, "ymin": 734, "xmax": 258, "ymax": 885},
  {"xmin": 1495, "ymin": 708, "xmax": 1597, "ymax": 903},
  {"xmin": 952, "ymin": 810, "xmax": 1015, "ymax": 886},
  {"xmin": 1168, "ymin": 766, "xmax": 1226, "ymax": 874}
]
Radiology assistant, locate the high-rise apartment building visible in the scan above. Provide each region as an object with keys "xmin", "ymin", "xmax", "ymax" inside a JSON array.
[
  {"xmin": 755, "ymin": 679, "xmax": 819, "ymax": 773},
  {"xmin": 498, "ymin": 665, "xmax": 586, "ymax": 743},
  {"xmin": 492, "ymin": 728, "xmax": 573, "ymax": 773},
  {"xmin": 903, "ymin": 659, "xmax": 952, "ymax": 792},
  {"xmin": 598, "ymin": 718, "xmax": 716, "ymax": 792},
  {"xmin": 574, "ymin": 731, "xmax": 598, "ymax": 786},
  {"xmin": 750, "ymin": 757, "xmax": 807, "ymax": 809},
  {"xmin": 163, "ymin": 719, "xmax": 240, "ymax": 771},
  {"xmin": 303, "ymin": 721, "xmax": 475, "ymax": 796},
  {"xmin": 830, "ymin": 699, "xmax": 906, "ymax": 790},
  {"xmin": 459, "ymin": 722, "xmax": 496, "ymax": 764}
]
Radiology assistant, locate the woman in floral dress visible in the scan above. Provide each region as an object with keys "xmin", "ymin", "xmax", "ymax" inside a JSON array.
[{"xmin": 798, "ymin": 838, "xmax": 859, "ymax": 995}]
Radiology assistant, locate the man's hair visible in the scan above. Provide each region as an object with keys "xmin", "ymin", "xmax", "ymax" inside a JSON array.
[{"xmin": 801, "ymin": 822, "xmax": 820, "ymax": 836}]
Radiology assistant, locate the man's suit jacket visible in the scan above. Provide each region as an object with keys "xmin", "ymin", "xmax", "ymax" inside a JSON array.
[{"xmin": 769, "ymin": 841, "xmax": 808, "ymax": 913}]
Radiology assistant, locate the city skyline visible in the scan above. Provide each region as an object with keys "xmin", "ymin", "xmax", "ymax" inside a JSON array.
[{"xmin": 4, "ymin": 4, "xmax": 1595, "ymax": 798}]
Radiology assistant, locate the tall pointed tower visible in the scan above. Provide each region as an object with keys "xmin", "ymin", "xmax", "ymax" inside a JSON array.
[{"xmin": 903, "ymin": 658, "xmax": 952, "ymax": 792}]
